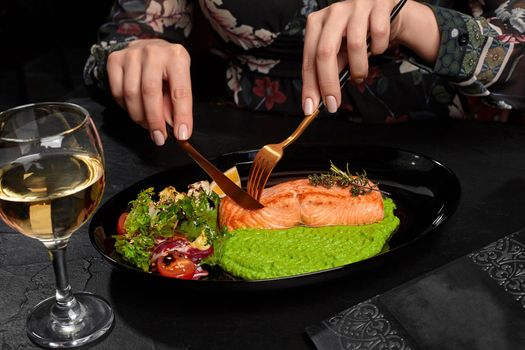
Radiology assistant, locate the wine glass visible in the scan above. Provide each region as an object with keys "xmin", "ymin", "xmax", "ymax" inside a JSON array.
[{"xmin": 0, "ymin": 102, "xmax": 114, "ymax": 347}]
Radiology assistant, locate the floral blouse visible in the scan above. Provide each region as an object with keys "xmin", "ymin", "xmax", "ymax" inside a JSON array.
[{"xmin": 84, "ymin": 0, "xmax": 525, "ymax": 123}]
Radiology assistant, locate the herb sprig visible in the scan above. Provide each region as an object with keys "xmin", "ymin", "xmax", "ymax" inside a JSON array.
[{"xmin": 308, "ymin": 161, "xmax": 380, "ymax": 196}]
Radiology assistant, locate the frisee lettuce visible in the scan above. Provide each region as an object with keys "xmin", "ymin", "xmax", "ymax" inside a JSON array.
[
  {"xmin": 114, "ymin": 234, "xmax": 155, "ymax": 272},
  {"xmin": 124, "ymin": 188, "xmax": 154, "ymax": 236},
  {"xmin": 177, "ymin": 190, "xmax": 220, "ymax": 242}
]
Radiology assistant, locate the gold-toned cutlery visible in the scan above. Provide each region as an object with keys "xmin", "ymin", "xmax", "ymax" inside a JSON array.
[
  {"xmin": 246, "ymin": 0, "xmax": 407, "ymax": 201},
  {"xmin": 246, "ymin": 106, "xmax": 324, "ymax": 201},
  {"xmin": 177, "ymin": 140, "xmax": 264, "ymax": 209}
]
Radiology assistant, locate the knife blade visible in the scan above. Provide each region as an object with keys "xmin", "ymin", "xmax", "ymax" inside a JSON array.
[{"xmin": 177, "ymin": 140, "xmax": 264, "ymax": 210}]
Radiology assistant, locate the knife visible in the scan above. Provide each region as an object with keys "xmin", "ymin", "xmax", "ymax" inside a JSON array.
[{"xmin": 177, "ymin": 140, "xmax": 264, "ymax": 210}]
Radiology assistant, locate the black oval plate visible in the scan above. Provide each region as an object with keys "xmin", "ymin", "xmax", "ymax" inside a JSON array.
[{"xmin": 89, "ymin": 144, "xmax": 460, "ymax": 291}]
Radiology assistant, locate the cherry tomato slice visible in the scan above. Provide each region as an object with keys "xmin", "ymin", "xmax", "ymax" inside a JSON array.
[
  {"xmin": 117, "ymin": 212, "xmax": 128, "ymax": 235},
  {"xmin": 157, "ymin": 254, "xmax": 196, "ymax": 279}
]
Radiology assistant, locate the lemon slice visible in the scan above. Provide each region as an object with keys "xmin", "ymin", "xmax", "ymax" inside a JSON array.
[{"xmin": 210, "ymin": 166, "xmax": 241, "ymax": 198}]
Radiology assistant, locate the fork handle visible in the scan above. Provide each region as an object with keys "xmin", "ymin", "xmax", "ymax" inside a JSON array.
[
  {"xmin": 281, "ymin": 108, "xmax": 322, "ymax": 148},
  {"xmin": 281, "ymin": 63, "xmax": 349, "ymax": 148}
]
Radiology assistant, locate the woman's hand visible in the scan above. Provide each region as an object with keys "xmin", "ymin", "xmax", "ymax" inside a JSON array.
[
  {"xmin": 301, "ymin": 0, "xmax": 439, "ymax": 115},
  {"xmin": 107, "ymin": 38, "xmax": 193, "ymax": 145}
]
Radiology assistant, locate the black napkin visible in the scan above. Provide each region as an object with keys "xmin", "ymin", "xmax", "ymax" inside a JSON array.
[{"xmin": 306, "ymin": 230, "xmax": 525, "ymax": 350}]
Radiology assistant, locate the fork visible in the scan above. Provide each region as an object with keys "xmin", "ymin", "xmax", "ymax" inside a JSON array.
[
  {"xmin": 246, "ymin": 0, "xmax": 407, "ymax": 201},
  {"xmin": 246, "ymin": 96, "xmax": 329, "ymax": 201},
  {"xmin": 245, "ymin": 77, "xmax": 342, "ymax": 200}
]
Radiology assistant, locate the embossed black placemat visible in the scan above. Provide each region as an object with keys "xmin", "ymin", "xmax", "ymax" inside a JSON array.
[{"xmin": 306, "ymin": 229, "xmax": 525, "ymax": 350}]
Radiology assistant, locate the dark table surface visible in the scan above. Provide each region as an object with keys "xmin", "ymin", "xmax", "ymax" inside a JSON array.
[{"xmin": 1, "ymin": 96, "xmax": 525, "ymax": 349}]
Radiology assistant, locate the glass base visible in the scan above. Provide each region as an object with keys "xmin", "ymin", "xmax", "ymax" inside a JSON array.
[{"xmin": 26, "ymin": 292, "xmax": 114, "ymax": 348}]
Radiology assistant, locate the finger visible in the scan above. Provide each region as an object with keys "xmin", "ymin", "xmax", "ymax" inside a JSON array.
[
  {"xmin": 166, "ymin": 46, "xmax": 193, "ymax": 140},
  {"xmin": 107, "ymin": 52, "xmax": 125, "ymax": 109},
  {"xmin": 302, "ymin": 11, "xmax": 323, "ymax": 115},
  {"xmin": 316, "ymin": 3, "xmax": 350, "ymax": 113},
  {"xmin": 346, "ymin": 1, "xmax": 372, "ymax": 83},
  {"xmin": 369, "ymin": 1, "xmax": 391, "ymax": 55},
  {"xmin": 122, "ymin": 52, "xmax": 146, "ymax": 127},
  {"xmin": 141, "ymin": 49, "xmax": 167, "ymax": 146}
]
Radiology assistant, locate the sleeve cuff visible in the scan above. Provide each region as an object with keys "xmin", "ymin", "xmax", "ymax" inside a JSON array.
[
  {"xmin": 83, "ymin": 40, "xmax": 133, "ymax": 93},
  {"xmin": 406, "ymin": 5, "xmax": 489, "ymax": 81}
]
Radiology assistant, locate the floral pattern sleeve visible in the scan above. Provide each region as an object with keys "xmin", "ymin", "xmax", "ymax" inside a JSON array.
[
  {"xmin": 411, "ymin": 1, "xmax": 525, "ymax": 111},
  {"xmin": 84, "ymin": 0, "xmax": 525, "ymax": 123},
  {"xmin": 83, "ymin": 0, "xmax": 194, "ymax": 95}
]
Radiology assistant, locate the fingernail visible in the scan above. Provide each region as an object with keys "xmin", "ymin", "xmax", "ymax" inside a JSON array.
[
  {"xmin": 151, "ymin": 130, "xmax": 165, "ymax": 146},
  {"xmin": 354, "ymin": 78, "xmax": 364, "ymax": 84},
  {"xmin": 177, "ymin": 123, "xmax": 189, "ymax": 140},
  {"xmin": 325, "ymin": 96, "xmax": 337, "ymax": 113},
  {"xmin": 304, "ymin": 98, "xmax": 313, "ymax": 115}
]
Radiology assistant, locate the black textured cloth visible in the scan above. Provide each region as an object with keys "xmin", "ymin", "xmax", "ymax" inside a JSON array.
[{"xmin": 307, "ymin": 229, "xmax": 525, "ymax": 350}]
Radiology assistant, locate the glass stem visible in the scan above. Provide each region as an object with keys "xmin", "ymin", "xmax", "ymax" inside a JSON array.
[{"xmin": 50, "ymin": 246, "xmax": 84, "ymax": 326}]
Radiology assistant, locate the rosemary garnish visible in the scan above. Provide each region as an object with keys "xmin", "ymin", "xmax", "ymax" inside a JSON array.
[{"xmin": 308, "ymin": 161, "xmax": 378, "ymax": 196}]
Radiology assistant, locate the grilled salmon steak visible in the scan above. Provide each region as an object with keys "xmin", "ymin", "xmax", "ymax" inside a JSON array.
[{"xmin": 219, "ymin": 179, "xmax": 384, "ymax": 231}]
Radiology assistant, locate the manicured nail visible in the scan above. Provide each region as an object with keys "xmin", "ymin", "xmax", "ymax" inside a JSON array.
[
  {"xmin": 151, "ymin": 130, "xmax": 165, "ymax": 146},
  {"xmin": 177, "ymin": 123, "xmax": 189, "ymax": 140},
  {"xmin": 304, "ymin": 98, "xmax": 313, "ymax": 115},
  {"xmin": 325, "ymin": 95, "xmax": 337, "ymax": 113}
]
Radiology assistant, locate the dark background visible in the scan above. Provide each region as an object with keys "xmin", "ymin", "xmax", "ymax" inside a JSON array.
[
  {"xmin": 0, "ymin": 1, "xmax": 111, "ymax": 110},
  {"xmin": 0, "ymin": 0, "xmax": 226, "ymax": 112}
]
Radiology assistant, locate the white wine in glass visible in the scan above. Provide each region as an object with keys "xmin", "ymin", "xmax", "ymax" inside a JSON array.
[{"xmin": 0, "ymin": 102, "xmax": 114, "ymax": 348}]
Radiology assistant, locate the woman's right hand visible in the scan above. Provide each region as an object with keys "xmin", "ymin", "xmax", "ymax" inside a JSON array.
[
  {"xmin": 107, "ymin": 38, "xmax": 193, "ymax": 145},
  {"xmin": 301, "ymin": 0, "xmax": 440, "ymax": 116}
]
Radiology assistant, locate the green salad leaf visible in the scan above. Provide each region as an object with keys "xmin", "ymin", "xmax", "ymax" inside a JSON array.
[
  {"xmin": 178, "ymin": 189, "xmax": 220, "ymax": 242},
  {"xmin": 114, "ymin": 234, "xmax": 155, "ymax": 272},
  {"xmin": 124, "ymin": 188, "xmax": 154, "ymax": 235}
]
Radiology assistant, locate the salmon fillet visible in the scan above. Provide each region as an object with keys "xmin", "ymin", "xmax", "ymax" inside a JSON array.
[{"xmin": 219, "ymin": 179, "xmax": 384, "ymax": 231}]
